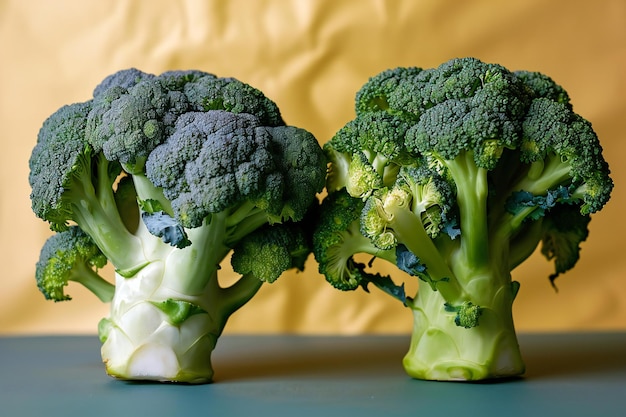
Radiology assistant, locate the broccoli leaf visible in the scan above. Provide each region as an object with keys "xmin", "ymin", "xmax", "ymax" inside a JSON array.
[{"xmin": 141, "ymin": 211, "xmax": 191, "ymax": 249}]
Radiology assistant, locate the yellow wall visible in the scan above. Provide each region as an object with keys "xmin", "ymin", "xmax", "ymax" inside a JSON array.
[{"xmin": 1, "ymin": 0, "xmax": 624, "ymax": 335}]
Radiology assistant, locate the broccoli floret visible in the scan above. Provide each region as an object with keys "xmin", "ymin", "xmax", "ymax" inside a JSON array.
[
  {"xmin": 92, "ymin": 68, "xmax": 154, "ymax": 97},
  {"xmin": 358, "ymin": 175, "xmax": 462, "ymax": 298},
  {"xmin": 325, "ymin": 111, "xmax": 413, "ymax": 195},
  {"xmin": 35, "ymin": 227, "xmax": 113, "ymax": 302},
  {"xmin": 395, "ymin": 165, "xmax": 459, "ymax": 239},
  {"xmin": 516, "ymin": 97, "xmax": 612, "ymax": 214},
  {"xmin": 314, "ymin": 57, "xmax": 613, "ymax": 381},
  {"xmin": 444, "ymin": 301, "xmax": 483, "ymax": 329},
  {"xmin": 355, "ymin": 66, "xmax": 425, "ymax": 118},
  {"xmin": 29, "ymin": 68, "xmax": 326, "ymax": 383},
  {"xmin": 30, "ymin": 101, "xmax": 111, "ymax": 230},
  {"xmin": 144, "ymin": 111, "xmax": 280, "ymax": 228},
  {"xmin": 312, "ymin": 189, "xmax": 397, "ymax": 291},
  {"xmin": 514, "ymin": 70, "xmax": 572, "ymax": 107},
  {"xmin": 231, "ymin": 222, "xmax": 310, "ymax": 284},
  {"xmin": 87, "ymin": 72, "xmax": 190, "ymax": 170},
  {"xmin": 183, "ymin": 75, "xmax": 284, "ymax": 126}
]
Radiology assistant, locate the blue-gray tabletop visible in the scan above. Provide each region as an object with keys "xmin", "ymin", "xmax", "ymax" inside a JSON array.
[{"xmin": 1, "ymin": 333, "xmax": 625, "ymax": 416}]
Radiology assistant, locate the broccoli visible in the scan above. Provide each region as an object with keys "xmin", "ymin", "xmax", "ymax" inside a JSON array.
[
  {"xmin": 29, "ymin": 68, "xmax": 326, "ymax": 383},
  {"xmin": 35, "ymin": 226, "xmax": 113, "ymax": 303},
  {"xmin": 313, "ymin": 57, "xmax": 613, "ymax": 381}
]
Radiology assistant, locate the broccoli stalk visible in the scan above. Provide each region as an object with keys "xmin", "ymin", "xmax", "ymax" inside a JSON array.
[
  {"xmin": 314, "ymin": 58, "xmax": 613, "ymax": 381},
  {"xmin": 98, "ymin": 218, "xmax": 310, "ymax": 383},
  {"xmin": 29, "ymin": 69, "xmax": 326, "ymax": 383}
]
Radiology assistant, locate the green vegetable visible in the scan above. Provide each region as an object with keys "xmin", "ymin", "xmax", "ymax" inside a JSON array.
[
  {"xmin": 29, "ymin": 68, "xmax": 326, "ymax": 383},
  {"xmin": 313, "ymin": 57, "xmax": 613, "ymax": 381}
]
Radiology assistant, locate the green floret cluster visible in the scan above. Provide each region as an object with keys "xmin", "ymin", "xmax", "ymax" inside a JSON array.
[{"xmin": 35, "ymin": 226, "xmax": 112, "ymax": 303}]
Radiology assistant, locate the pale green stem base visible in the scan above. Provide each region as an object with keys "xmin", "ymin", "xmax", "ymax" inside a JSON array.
[
  {"xmin": 403, "ymin": 281, "xmax": 525, "ymax": 381},
  {"xmin": 99, "ymin": 266, "xmax": 222, "ymax": 383}
]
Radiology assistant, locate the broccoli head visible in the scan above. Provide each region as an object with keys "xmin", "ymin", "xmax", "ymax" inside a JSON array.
[
  {"xmin": 314, "ymin": 57, "xmax": 613, "ymax": 381},
  {"xmin": 29, "ymin": 68, "xmax": 326, "ymax": 383}
]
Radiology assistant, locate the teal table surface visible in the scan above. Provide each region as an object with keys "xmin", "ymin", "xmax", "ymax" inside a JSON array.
[{"xmin": 1, "ymin": 333, "xmax": 625, "ymax": 416}]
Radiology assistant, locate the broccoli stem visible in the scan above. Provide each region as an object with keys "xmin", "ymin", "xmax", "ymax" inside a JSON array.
[
  {"xmin": 519, "ymin": 154, "xmax": 572, "ymax": 193},
  {"xmin": 367, "ymin": 153, "xmax": 401, "ymax": 189},
  {"xmin": 69, "ymin": 154, "xmax": 144, "ymax": 271},
  {"xmin": 506, "ymin": 218, "xmax": 545, "ymax": 271},
  {"xmin": 224, "ymin": 201, "xmax": 272, "ymax": 246},
  {"xmin": 70, "ymin": 262, "xmax": 115, "ymax": 302},
  {"xmin": 398, "ymin": 151, "xmax": 526, "ymax": 380},
  {"xmin": 444, "ymin": 151, "xmax": 490, "ymax": 269},
  {"xmin": 131, "ymin": 172, "xmax": 174, "ymax": 215},
  {"xmin": 100, "ymin": 245, "xmax": 263, "ymax": 383},
  {"xmin": 101, "ymin": 267, "xmax": 223, "ymax": 383},
  {"xmin": 385, "ymin": 203, "xmax": 465, "ymax": 303},
  {"xmin": 491, "ymin": 153, "xmax": 572, "ymax": 246},
  {"xmin": 404, "ymin": 265, "xmax": 524, "ymax": 381},
  {"xmin": 211, "ymin": 272, "xmax": 264, "ymax": 326},
  {"xmin": 163, "ymin": 213, "xmax": 231, "ymax": 296}
]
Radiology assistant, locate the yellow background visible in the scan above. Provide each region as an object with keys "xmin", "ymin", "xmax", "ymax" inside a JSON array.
[{"xmin": 1, "ymin": 0, "xmax": 624, "ymax": 336}]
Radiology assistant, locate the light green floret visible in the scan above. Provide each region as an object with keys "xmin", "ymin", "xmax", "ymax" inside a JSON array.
[{"xmin": 35, "ymin": 226, "xmax": 113, "ymax": 303}]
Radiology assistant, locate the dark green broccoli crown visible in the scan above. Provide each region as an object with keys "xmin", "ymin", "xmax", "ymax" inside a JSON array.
[
  {"xmin": 519, "ymin": 98, "xmax": 573, "ymax": 163},
  {"xmin": 344, "ymin": 58, "xmax": 536, "ymax": 171},
  {"xmin": 231, "ymin": 223, "xmax": 310, "ymax": 283},
  {"xmin": 29, "ymin": 101, "xmax": 122, "ymax": 231},
  {"xmin": 344, "ymin": 57, "xmax": 612, "ymax": 215},
  {"xmin": 323, "ymin": 111, "xmax": 415, "ymax": 197},
  {"xmin": 87, "ymin": 72, "xmax": 193, "ymax": 168},
  {"xmin": 402, "ymin": 58, "xmax": 531, "ymax": 169},
  {"xmin": 145, "ymin": 110, "xmax": 325, "ymax": 228},
  {"xmin": 85, "ymin": 69, "xmax": 285, "ymax": 170},
  {"xmin": 156, "ymin": 70, "xmax": 208, "ymax": 90},
  {"xmin": 29, "ymin": 102, "xmax": 91, "ymax": 226},
  {"xmin": 35, "ymin": 226, "xmax": 107, "ymax": 301},
  {"xmin": 415, "ymin": 58, "xmax": 520, "ymax": 105},
  {"xmin": 144, "ymin": 111, "xmax": 274, "ymax": 227},
  {"xmin": 313, "ymin": 190, "xmax": 363, "ymax": 252},
  {"xmin": 262, "ymin": 126, "xmax": 327, "ymax": 221}
]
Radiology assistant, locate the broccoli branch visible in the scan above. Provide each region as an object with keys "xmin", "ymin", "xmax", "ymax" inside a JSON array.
[
  {"xmin": 68, "ymin": 154, "xmax": 144, "ymax": 271},
  {"xmin": 70, "ymin": 262, "xmax": 115, "ymax": 302},
  {"xmin": 442, "ymin": 151, "xmax": 490, "ymax": 270},
  {"xmin": 215, "ymin": 273, "xmax": 264, "ymax": 320},
  {"xmin": 385, "ymin": 203, "xmax": 465, "ymax": 303}
]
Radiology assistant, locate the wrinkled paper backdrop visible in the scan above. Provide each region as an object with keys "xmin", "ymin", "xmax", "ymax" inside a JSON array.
[{"xmin": 1, "ymin": 0, "xmax": 624, "ymax": 334}]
